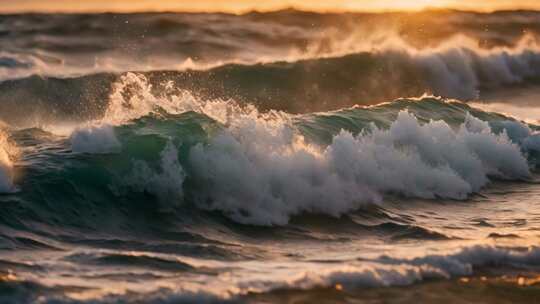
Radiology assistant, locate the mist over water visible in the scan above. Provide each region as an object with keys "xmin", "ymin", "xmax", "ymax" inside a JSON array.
[{"xmin": 2, "ymin": 9, "xmax": 540, "ymax": 304}]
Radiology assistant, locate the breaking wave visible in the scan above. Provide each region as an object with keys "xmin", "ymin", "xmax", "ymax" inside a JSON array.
[
  {"xmin": 3, "ymin": 35, "xmax": 540, "ymax": 123},
  {"xmin": 2, "ymin": 73, "xmax": 537, "ymax": 226}
]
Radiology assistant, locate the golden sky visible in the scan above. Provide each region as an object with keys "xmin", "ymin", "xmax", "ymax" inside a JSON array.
[{"xmin": 2, "ymin": 0, "xmax": 540, "ymax": 13}]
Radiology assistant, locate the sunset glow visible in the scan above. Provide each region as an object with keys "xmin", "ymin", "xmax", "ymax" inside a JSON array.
[{"xmin": 3, "ymin": 0, "xmax": 540, "ymax": 13}]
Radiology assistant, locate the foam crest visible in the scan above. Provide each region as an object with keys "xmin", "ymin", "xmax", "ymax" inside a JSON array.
[
  {"xmin": 381, "ymin": 245, "xmax": 540, "ymax": 274},
  {"xmin": 468, "ymin": 113, "xmax": 540, "ymax": 154},
  {"xmin": 238, "ymin": 245, "xmax": 540, "ymax": 292},
  {"xmin": 239, "ymin": 264, "xmax": 444, "ymax": 293},
  {"xmin": 103, "ymin": 72, "xmax": 239, "ymax": 125},
  {"xmin": 300, "ymin": 33, "xmax": 540, "ymax": 100},
  {"xmin": 188, "ymin": 110, "xmax": 531, "ymax": 225}
]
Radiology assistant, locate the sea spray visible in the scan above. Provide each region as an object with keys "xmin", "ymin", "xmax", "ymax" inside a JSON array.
[{"xmin": 0, "ymin": 129, "xmax": 16, "ymax": 193}]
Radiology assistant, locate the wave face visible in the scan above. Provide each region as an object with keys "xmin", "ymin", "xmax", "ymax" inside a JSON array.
[{"xmin": 2, "ymin": 10, "xmax": 540, "ymax": 304}]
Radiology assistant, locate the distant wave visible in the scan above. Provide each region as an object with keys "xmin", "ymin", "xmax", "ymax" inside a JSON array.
[
  {"xmin": 3, "ymin": 36, "xmax": 540, "ymax": 127},
  {"xmin": 3, "ymin": 11, "xmax": 540, "ymax": 117},
  {"xmin": 2, "ymin": 9, "xmax": 540, "ymax": 80}
]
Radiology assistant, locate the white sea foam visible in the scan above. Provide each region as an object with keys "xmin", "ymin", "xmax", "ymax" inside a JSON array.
[
  {"xmin": 299, "ymin": 32, "xmax": 540, "ymax": 100},
  {"xmin": 102, "ymin": 72, "xmax": 227, "ymax": 125},
  {"xmin": 237, "ymin": 245, "xmax": 540, "ymax": 292},
  {"xmin": 70, "ymin": 124, "xmax": 121, "ymax": 154},
  {"xmin": 470, "ymin": 113, "xmax": 540, "ymax": 153},
  {"xmin": 237, "ymin": 263, "xmax": 444, "ymax": 292},
  {"xmin": 189, "ymin": 110, "xmax": 530, "ymax": 225}
]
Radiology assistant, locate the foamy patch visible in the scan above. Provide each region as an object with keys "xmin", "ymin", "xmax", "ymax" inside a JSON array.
[
  {"xmin": 189, "ymin": 111, "xmax": 530, "ymax": 225},
  {"xmin": 378, "ymin": 245, "xmax": 540, "ymax": 275},
  {"xmin": 102, "ymin": 73, "xmax": 200, "ymax": 125},
  {"xmin": 238, "ymin": 263, "xmax": 445, "ymax": 293},
  {"xmin": 102, "ymin": 72, "xmax": 287, "ymax": 127},
  {"xmin": 70, "ymin": 124, "xmax": 121, "ymax": 154},
  {"xmin": 463, "ymin": 111, "xmax": 540, "ymax": 154},
  {"xmin": 238, "ymin": 245, "xmax": 540, "ymax": 293}
]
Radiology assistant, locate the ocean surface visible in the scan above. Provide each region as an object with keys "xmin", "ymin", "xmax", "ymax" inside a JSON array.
[{"xmin": 1, "ymin": 9, "xmax": 540, "ymax": 303}]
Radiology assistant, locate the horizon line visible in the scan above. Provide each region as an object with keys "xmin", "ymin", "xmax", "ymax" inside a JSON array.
[{"xmin": 2, "ymin": 5, "xmax": 540, "ymax": 15}]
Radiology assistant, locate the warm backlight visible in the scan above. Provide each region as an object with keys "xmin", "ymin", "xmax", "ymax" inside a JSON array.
[{"xmin": 2, "ymin": 0, "xmax": 540, "ymax": 13}]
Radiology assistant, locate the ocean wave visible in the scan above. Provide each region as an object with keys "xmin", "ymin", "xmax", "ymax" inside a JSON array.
[
  {"xmin": 1, "ymin": 73, "xmax": 539, "ymax": 226},
  {"xmin": 2, "ymin": 34, "xmax": 540, "ymax": 123},
  {"xmin": 2, "ymin": 9, "xmax": 540, "ymax": 79},
  {"xmin": 14, "ymin": 76, "xmax": 533, "ymax": 226}
]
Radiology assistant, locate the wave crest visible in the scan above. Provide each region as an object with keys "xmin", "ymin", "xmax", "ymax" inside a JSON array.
[{"xmin": 187, "ymin": 109, "xmax": 530, "ymax": 225}]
